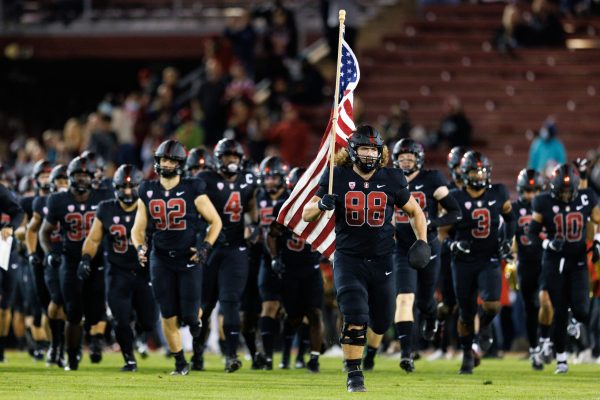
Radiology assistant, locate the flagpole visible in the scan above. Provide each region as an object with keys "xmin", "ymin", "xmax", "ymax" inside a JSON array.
[{"xmin": 327, "ymin": 9, "xmax": 346, "ymax": 216}]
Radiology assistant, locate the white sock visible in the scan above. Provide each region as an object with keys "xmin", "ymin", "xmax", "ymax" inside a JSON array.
[{"xmin": 556, "ymin": 352, "xmax": 567, "ymax": 363}]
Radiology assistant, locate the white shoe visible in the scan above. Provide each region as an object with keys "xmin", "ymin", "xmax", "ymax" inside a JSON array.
[
  {"xmin": 554, "ymin": 361, "xmax": 568, "ymax": 374},
  {"xmin": 540, "ymin": 339, "xmax": 553, "ymax": 364}
]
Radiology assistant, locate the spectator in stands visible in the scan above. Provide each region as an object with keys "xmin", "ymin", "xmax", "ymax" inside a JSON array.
[
  {"xmin": 494, "ymin": 0, "xmax": 565, "ymax": 52},
  {"xmin": 438, "ymin": 96, "xmax": 472, "ymax": 148},
  {"xmin": 62, "ymin": 117, "xmax": 83, "ymax": 162},
  {"xmin": 527, "ymin": 117, "xmax": 567, "ymax": 176},
  {"xmin": 265, "ymin": 5, "xmax": 298, "ymax": 60},
  {"xmin": 267, "ymin": 74, "xmax": 292, "ymax": 121},
  {"xmin": 290, "ymin": 58, "xmax": 326, "ymax": 105},
  {"xmin": 88, "ymin": 109, "xmax": 118, "ymax": 164},
  {"xmin": 225, "ymin": 96, "xmax": 254, "ymax": 146},
  {"xmin": 174, "ymin": 107, "xmax": 204, "ymax": 150},
  {"xmin": 225, "ymin": 61, "xmax": 256, "ymax": 102},
  {"xmin": 265, "ymin": 102, "xmax": 313, "ymax": 167},
  {"xmin": 42, "ymin": 129, "xmax": 61, "ymax": 164},
  {"xmin": 224, "ymin": 10, "xmax": 257, "ymax": 78},
  {"xmin": 197, "ymin": 58, "xmax": 228, "ymax": 147},
  {"xmin": 382, "ymin": 104, "xmax": 412, "ymax": 146},
  {"xmin": 112, "ymin": 92, "xmax": 141, "ymax": 165},
  {"xmin": 322, "ymin": 0, "xmax": 360, "ymax": 59}
]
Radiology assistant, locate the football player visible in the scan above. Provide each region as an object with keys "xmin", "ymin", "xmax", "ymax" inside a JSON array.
[
  {"xmin": 82, "ymin": 164, "xmax": 157, "ymax": 372},
  {"xmin": 364, "ymin": 139, "xmax": 462, "ymax": 372},
  {"xmin": 513, "ymin": 168, "xmax": 545, "ymax": 369},
  {"xmin": 185, "ymin": 146, "xmax": 215, "ymax": 177},
  {"xmin": 27, "ymin": 164, "xmax": 69, "ymax": 366},
  {"xmin": 39, "ymin": 156, "xmax": 114, "ymax": 370},
  {"xmin": 527, "ymin": 164, "xmax": 600, "ymax": 374},
  {"xmin": 439, "ymin": 151, "xmax": 516, "ymax": 374},
  {"xmin": 195, "ymin": 139, "xmax": 257, "ymax": 372},
  {"xmin": 132, "ymin": 139, "xmax": 222, "ymax": 376},
  {"xmin": 303, "ymin": 125, "xmax": 429, "ymax": 392}
]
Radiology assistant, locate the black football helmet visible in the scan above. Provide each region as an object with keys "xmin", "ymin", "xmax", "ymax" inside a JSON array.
[
  {"xmin": 113, "ymin": 164, "xmax": 143, "ymax": 205},
  {"xmin": 154, "ymin": 139, "xmax": 187, "ymax": 178},
  {"xmin": 460, "ymin": 151, "xmax": 491, "ymax": 190},
  {"xmin": 516, "ymin": 168, "xmax": 545, "ymax": 202},
  {"xmin": 18, "ymin": 176, "xmax": 36, "ymax": 195},
  {"xmin": 67, "ymin": 156, "xmax": 96, "ymax": 194},
  {"xmin": 392, "ymin": 138, "xmax": 424, "ymax": 175},
  {"xmin": 286, "ymin": 167, "xmax": 306, "ymax": 191},
  {"xmin": 259, "ymin": 156, "xmax": 290, "ymax": 194},
  {"xmin": 185, "ymin": 147, "xmax": 215, "ymax": 176},
  {"xmin": 549, "ymin": 164, "xmax": 580, "ymax": 203},
  {"xmin": 447, "ymin": 146, "xmax": 468, "ymax": 182},
  {"xmin": 49, "ymin": 164, "xmax": 68, "ymax": 192},
  {"xmin": 81, "ymin": 150, "xmax": 105, "ymax": 187},
  {"xmin": 214, "ymin": 139, "xmax": 244, "ymax": 177},
  {"xmin": 347, "ymin": 125, "xmax": 384, "ymax": 173},
  {"xmin": 32, "ymin": 160, "xmax": 54, "ymax": 191}
]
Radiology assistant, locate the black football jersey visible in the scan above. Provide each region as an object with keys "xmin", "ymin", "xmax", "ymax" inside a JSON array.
[
  {"xmin": 273, "ymin": 200, "xmax": 320, "ymax": 268},
  {"xmin": 395, "ymin": 169, "xmax": 447, "ymax": 249},
  {"xmin": 257, "ymin": 188, "xmax": 288, "ymax": 242},
  {"xmin": 95, "ymin": 199, "xmax": 139, "ymax": 271},
  {"xmin": 532, "ymin": 188, "xmax": 598, "ymax": 256},
  {"xmin": 450, "ymin": 184, "xmax": 510, "ymax": 261},
  {"xmin": 513, "ymin": 198, "xmax": 544, "ymax": 262},
  {"xmin": 316, "ymin": 166, "xmax": 410, "ymax": 259},
  {"xmin": 19, "ymin": 195, "xmax": 35, "ymax": 220},
  {"xmin": 138, "ymin": 177, "xmax": 206, "ymax": 254},
  {"xmin": 199, "ymin": 170, "xmax": 257, "ymax": 246},
  {"xmin": 33, "ymin": 195, "xmax": 62, "ymax": 254},
  {"xmin": 45, "ymin": 189, "xmax": 114, "ymax": 257}
]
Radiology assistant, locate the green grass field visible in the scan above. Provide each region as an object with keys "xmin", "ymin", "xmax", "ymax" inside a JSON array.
[{"xmin": 1, "ymin": 351, "xmax": 599, "ymax": 399}]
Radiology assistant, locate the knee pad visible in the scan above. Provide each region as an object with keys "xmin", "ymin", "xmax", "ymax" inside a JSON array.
[
  {"xmin": 340, "ymin": 322, "xmax": 367, "ymax": 346},
  {"xmin": 181, "ymin": 315, "xmax": 202, "ymax": 337}
]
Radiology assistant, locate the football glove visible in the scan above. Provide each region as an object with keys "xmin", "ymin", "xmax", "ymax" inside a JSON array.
[
  {"xmin": 271, "ymin": 257, "xmax": 285, "ymax": 278},
  {"xmin": 542, "ymin": 237, "xmax": 564, "ymax": 252},
  {"xmin": 46, "ymin": 251, "xmax": 62, "ymax": 269},
  {"xmin": 77, "ymin": 254, "xmax": 92, "ymax": 281},
  {"xmin": 450, "ymin": 240, "xmax": 471, "ymax": 255},
  {"xmin": 317, "ymin": 194, "xmax": 337, "ymax": 212},
  {"xmin": 408, "ymin": 239, "xmax": 431, "ymax": 270}
]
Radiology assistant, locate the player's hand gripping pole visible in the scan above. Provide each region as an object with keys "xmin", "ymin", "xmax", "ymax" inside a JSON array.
[{"xmin": 326, "ymin": 9, "xmax": 346, "ymax": 219}]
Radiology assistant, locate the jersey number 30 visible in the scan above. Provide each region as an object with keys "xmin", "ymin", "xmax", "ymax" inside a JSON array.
[{"xmin": 345, "ymin": 191, "xmax": 387, "ymax": 227}]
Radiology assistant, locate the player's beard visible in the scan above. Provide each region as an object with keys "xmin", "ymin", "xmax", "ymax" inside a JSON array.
[{"xmin": 159, "ymin": 167, "xmax": 178, "ymax": 178}]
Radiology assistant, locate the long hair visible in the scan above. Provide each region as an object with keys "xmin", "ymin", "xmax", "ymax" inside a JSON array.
[{"xmin": 334, "ymin": 146, "xmax": 390, "ymax": 168}]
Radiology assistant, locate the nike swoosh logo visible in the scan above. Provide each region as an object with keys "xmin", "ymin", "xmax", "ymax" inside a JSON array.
[
  {"xmin": 314, "ymin": 265, "xmax": 320, "ymax": 269},
  {"xmin": 377, "ymin": 184, "xmax": 386, "ymax": 188},
  {"xmin": 385, "ymin": 271, "xmax": 392, "ymax": 276},
  {"xmin": 576, "ymin": 205, "xmax": 584, "ymax": 210},
  {"xmin": 186, "ymin": 263, "xmax": 196, "ymax": 268},
  {"xmin": 240, "ymin": 184, "xmax": 248, "ymax": 189},
  {"xmin": 415, "ymin": 185, "xmax": 424, "ymax": 190},
  {"xmin": 430, "ymin": 255, "xmax": 437, "ymax": 260},
  {"xmin": 398, "ymin": 335, "xmax": 407, "ymax": 340},
  {"xmin": 176, "ymin": 191, "xmax": 185, "ymax": 196},
  {"xmin": 488, "ymin": 201, "xmax": 496, "ymax": 206}
]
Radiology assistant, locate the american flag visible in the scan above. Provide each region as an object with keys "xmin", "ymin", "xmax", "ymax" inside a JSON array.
[{"xmin": 276, "ymin": 38, "xmax": 360, "ymax": 259}]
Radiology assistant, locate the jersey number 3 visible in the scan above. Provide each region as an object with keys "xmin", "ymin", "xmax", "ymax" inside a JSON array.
[{"xmin": 345, "ymin": 191, "xmax": 387, "ymax": 227}]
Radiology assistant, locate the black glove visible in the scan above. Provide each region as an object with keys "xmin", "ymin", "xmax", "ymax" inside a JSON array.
[
  {"xmin": 408, "ymin": 239, "xmax": 431, "ymax": 270},
  {"xmin": 46, "ymin": 251, "xmax": 62, "ymax": 269},
  {"xmin": 271, "ymin": 257, "xmax": 285, "ymax": 278},
  {"xmin": 196, "ymin": 242, "xmax": 212, "ymax": 266},
  {"xmin": 573, "ymin": 158, "xmax": 589, "ymax": 180},
  {"xmin": 543, "ymin": 237, "xmax": 564, "ymax": 252},
  {"xmin": 318, "ymin": 194, "xmax": 337, "ymax": 212},
  {"xmin": 498, "ymin": 240, "xmax": 513, "ymax": 261},
  {"xmin": 77, "ymin": 254, "xmax": 92, "ymax": 281},
  {"xmin": 28, "ymin": 253, "xmax": 43, "ymax": 269},
  {"xmin": 450, "ymin": 240, "xmax": 471, "ymax": 255},
  {"xmin": 247, "ymin": 223, "xmax": 261, "ymax": 244}
]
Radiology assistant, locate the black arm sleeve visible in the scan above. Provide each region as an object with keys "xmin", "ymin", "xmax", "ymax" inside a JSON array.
[
  {"xmin": 0, "ymin": 184, "xmax": 24, "ymax": 229},
  {"xmin": 429, "ymin": 194, "xmax": 462, "ymax": 229},
  {"xmin": 502, "ymin": 209, "xmax": 516, "ymax": 242},
  {"xmin": 527, "ymin": 219, "xmax": 543, "ymax": 246}
]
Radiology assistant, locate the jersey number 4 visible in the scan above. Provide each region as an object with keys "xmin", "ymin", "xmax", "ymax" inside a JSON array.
[
  {"xmin": 149, "ymin": 198, "xmax": 186, "ymax": 230},
  {"xmin": 224, "ymin": 191, "xmax": 243, "ymax": 222},
  {"xmin": 345, "ymin": 191, "xmax": 387, "ymax": 227}
]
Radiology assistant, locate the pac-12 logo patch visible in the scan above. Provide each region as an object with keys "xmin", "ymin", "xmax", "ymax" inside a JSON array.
[
  {"xmin": 465, "ymin": 202, "xmax": 471, "ymax": 210},
  {"xmin": 217, "ymin": 182, "xmax": 224, "ymax": 191},
  {"xmin": 552, "ymin": 205, "xmax": 559, "ymax": 213},
  {"xmin": 67, "ymin": 205, "xmax": 75, "ymax": 212},
  {"xmin": 147, "ymin": 190, "xmax": 153, "ymax": 198},
  {"xmin": 113, "ymin": 216, "xmax": 120, "ymax": 224},
  {"xmin": 349, "ymin": 182, "xmax": 355, "ymax": 189}
]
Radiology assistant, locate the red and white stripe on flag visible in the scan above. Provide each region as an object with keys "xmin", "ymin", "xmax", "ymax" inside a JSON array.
[{"xmin": 276, "ymin": 38, "xmax": 360, "ymax": 259}]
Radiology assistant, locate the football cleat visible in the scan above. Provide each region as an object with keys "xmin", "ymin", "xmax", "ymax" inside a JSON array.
[
  {"xmin": 459, "ymin": 352, "xmax": 474, "ymax": 375},
  {"xmin": 136, "ymin": 340, "xmax": 149, "ymax": 359},
  {"xmin": 121, "ymin": 361, "xmax": 138, "ymax": 372},
  {"xmin": 399, "ymin": 357, "xmax": 415, "ymax": 373},
  {"xmin": 478, "ymin": 325, "xmax": 494, "ymax": 353},
  {"xmin": 263, "ymin": 357, "xmax": 273, "ymax": 371},
  {"xmin": 540, "ymin": 339, "xmax": 554, "ymax": 364},
  {"xmin": 307, "ymin": 357, "xmax": 320, "ymax": 373},
  {"xmin": 170, "ymin": 362, "xmax": 190, "ymax": 376},
  {"xmin": 346, "ymin": 372, "xmax": 367, "ymax": 392},
  {"xmin": 89, "ymin": 336, "xmax": 104, "ymax": 364},
  {"xmin": 191, "ymin": 354, "xmax": 204, "ymax": 371},
  {"xmin": 554, "ymin": 361, "xmax": 568, "ymax": 374},
  {"xmin": 530, "ymin": 347, "xmax": 544, "ymax": 371},
  {"xmin": 567, "ymin": 319, "xmax": 581, "ymax": 340},
  {"xmin": 294, "ymin": 358, "xmax": 306, "ymax": 369},
  {"xmin": 225, "ymin": 357, "xmax": 242, "ymax": 373},
  {"xmin": 252, "ymin": 352, "xmax": 266, "ymax": 370}
]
